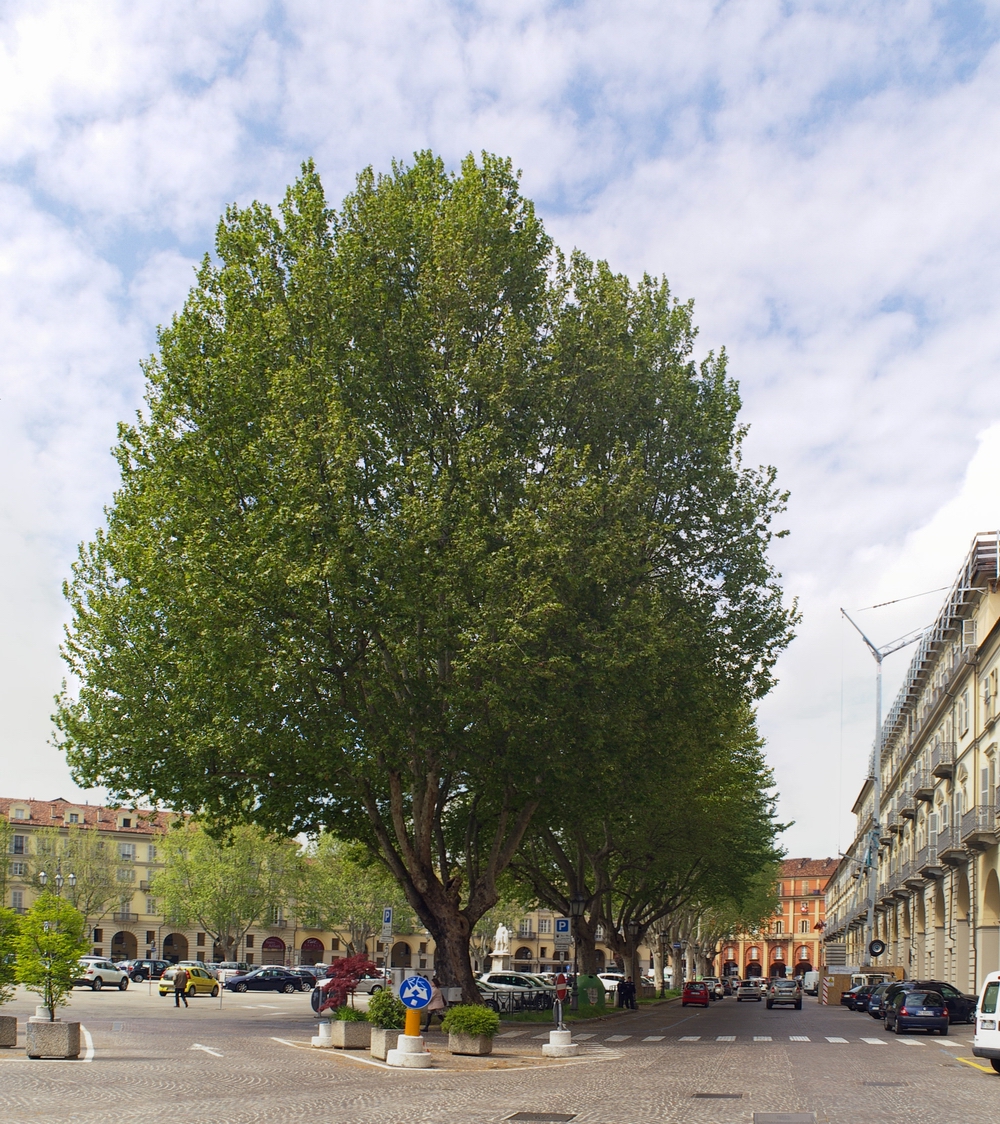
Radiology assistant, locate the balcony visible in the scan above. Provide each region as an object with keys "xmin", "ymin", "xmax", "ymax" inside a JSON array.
[
  {"xmin": 112, "ymin": 912, "xmax": 139, "ymax": 922},
  {"xmin": 912, "ymin": 770, "xmax": 935, "ymax": 802},
  {"xmin": 139, "ymin": 880, "xmax": 151, "ymax": 891},
  {"xmin": 899, "ymin": 789, "xmax": 916, "ymax": 819},
  {"xmin": 961, "ymin": 806, "xmax": 998, "ymax": 850},
  {"xmin": 937, "ymin": 825, "xmax": 967, "ymax": 864},
  {"xmin": 917, "ymin": 844, "xmax": 945, "ymax": 880},
  {"xmin": 267, "ymin": 919, "xmax": 287, "ymax": 929},
  {"xmin": 931, "ymin": 742, "xmax": 956, "ymax": 779},
  {"xmin": 887, "ymin": 812, "xmax": 902, "ymax": 835},
  {"xmin": 895, "ymin": 861, "xmax": 916, "ymax": 895}
]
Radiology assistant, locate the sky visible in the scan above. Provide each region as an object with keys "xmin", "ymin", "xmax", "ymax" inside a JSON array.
[{"xmin": 3, "ymin": 0, "xmax": 1000, "ymax": 860}]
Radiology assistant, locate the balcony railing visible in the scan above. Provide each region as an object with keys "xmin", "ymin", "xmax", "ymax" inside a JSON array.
[
  {"xmin": 112, "ymin": 911, "xmax": 139, "ymax": 922},
  {"xmin": 937, "ymin": 824, "xmax": 966, "ymax": 863},
  {"xmin": 912, "ymin": 769, "xmax": 934, "ymax": 801},
  {"xmin": 961, "ymin": 806, "xmax": 998, "ymax": 850},
  {"xmin": 267, "ymin": 919, "xmax": 287, "ymax": 929},
  {"xmin": 899, "ymin": 789, "xmax": 916, "ymax": 818},
  {"xmin": 139, "ymin": 880, "xmax": 151, "ymax": 891},
  {"xmin": 931, "ymin": 742, "xmax": 956, "ymax": 778}
]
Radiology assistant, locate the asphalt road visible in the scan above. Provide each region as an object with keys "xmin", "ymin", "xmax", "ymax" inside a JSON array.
[{"xmin": 0, "ymin": 984, "xmax": 996, "ymax": 1123}]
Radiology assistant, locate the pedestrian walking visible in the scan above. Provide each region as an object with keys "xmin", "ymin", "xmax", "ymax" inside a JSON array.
[
  {"xmin": 422, "ymin": 976, "xmax": 446, "ymax": 1032},
  {"xmin": 173, "ymin": 966, "xmax": 190, "ymax": 1008}
]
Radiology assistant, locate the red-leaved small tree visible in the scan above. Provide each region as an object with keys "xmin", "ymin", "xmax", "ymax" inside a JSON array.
[{"xmin": 317, "ymin": 954, "xmax": 380, "ymax": 1013}]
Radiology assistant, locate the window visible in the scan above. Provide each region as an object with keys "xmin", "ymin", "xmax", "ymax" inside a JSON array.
[
  {"xmin": 419, "ymin": 942, "xmax": 427, "ymax": 954},
  {"xmin": 594, "ymin": 926, "xmax": 605, "ymax": 941},
  {"xmin": 9, "ymin": 861, "xmax": 27, "ymax": 877},
  {"xmin": 518, "ymin": 919, "xmax": 532, "ymax": 936},
  {"xmin": 246, "ymin": 953, "xmax": 254, "ymax": 964},
  {"xmin": 960, "ymin": 690, "xmax": 970, "ymax": 736},
  {"xmin": 799, "ymin": 920, "xmax": 808, "ymax": 933},
  {"xmin": 11, "ymin": 890, "xmax": 23, "ymax": 911},
  {"xmin": 982, "ymin": 981, "xmax": 1000, "ymax": 1016},
  {"xmin": 11, "ymin": 836, "xmax": 25, "ymax": 855},
  {"xmin": 68, "ymin": 813, "xmax": 79, "ymax": 823},
  {"xmin": 197, "ymin": 932, "xmax": 205, "ymax": 947},
  {"xmin": 118, "ymin": 842, "xmax": 136, "ymax": 861},
  {"xmin": 146, "ymin": 931, "xmax": 155, "ymax": 943},
  {"xmin": 775, "ymin": 921, "xmax": 783, "ymax": 934},
  {"xmin": 12, "ymin": 807, "xmax": 26, "ymax": 819},
  {"xmin": 122, "ymin": 818, "xmax": 131, "ymax": 828},
  {"xmin": 330, "ymin": 938, "xmax": 339, "ymax": 951},
  {"xmin": 245, "ymin": 935, "xmax": 254, "ymax": 948},
  {"xmin": 147, "ymin": 845, "xmax": 157, "ymax": 862},
  {"xmin": 538, "ymin": 918, "xmax": 552, "ymax": 934},
  {"xmin": 93, "ymin": 928, "xmax": 103, "ymax": 942},
  {"xmin": 117, "ymin": 867, "xmax": 135, "ymax": 882}
]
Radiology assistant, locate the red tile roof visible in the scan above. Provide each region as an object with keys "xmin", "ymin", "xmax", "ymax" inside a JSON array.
[
  {"xmin": 1, "ymin": 797, "xmax": 175, "ymax": 834},
  {"xmin": 780, "ymin": 857, "xmax": 839, "ymax": 885}
]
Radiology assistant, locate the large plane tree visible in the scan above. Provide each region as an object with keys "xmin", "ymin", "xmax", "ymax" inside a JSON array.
[{"xmin": 56, "ymin": 153, "xmax": 794, "ymax": 999}]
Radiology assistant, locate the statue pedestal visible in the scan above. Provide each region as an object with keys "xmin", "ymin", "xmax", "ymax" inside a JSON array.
[{"xmin": 490, "ymin": 953, "xmax": 511, "ymax": 972}]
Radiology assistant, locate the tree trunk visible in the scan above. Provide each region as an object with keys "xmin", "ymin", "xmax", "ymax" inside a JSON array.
[
  {"xmin": 420, "ymin": 905, "xmax": 480, "ymax": 1001},
  {"xmin": 573, "ymin": 913, "xmax": 600, "ymax": 975}
]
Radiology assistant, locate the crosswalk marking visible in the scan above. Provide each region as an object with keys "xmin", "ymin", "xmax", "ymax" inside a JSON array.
[
  {"xmin": 861, "ymin": 1038, "xmax": 887, "ymax": 1045},
  {"xmin": 753, "ymin": 1036, "xmax": 771, "ymax": 1041},
  {"xmin": 680, "ymin": 1035, "xmax": 701, "ymax": 1041},
  {"xmin": 789, "ymin": 1035, "xmax": 810, "ymax": 1041},
  {"xmin": 642, "ymin": 1035, "xmax": 665, "ymax": 1042},
  {"xmin": 606, "ymin": 1034, "xmax": 631, "ymax": 1042},
  {"xmin": 532, "ymin": 1033, "xmax": 550, "ymax": 1040},
  {"xmin": 716, "ymin": 1035, "xmax": 736, "ymax": 1041},
  {"xmin": 896, "ymin": 1039, "xmax": 922, "ymax": 1046},
  {"xmin": 825, "ymin": 1037, "xmax": 848, "ymax": 1043},
  {"xmin": 573, "ymin": 1033, "xmax": 595, "ymax": 1041},
  {"xmin": 497, "ymin": 1031, "xmax": 527, "ymax": 1038}
]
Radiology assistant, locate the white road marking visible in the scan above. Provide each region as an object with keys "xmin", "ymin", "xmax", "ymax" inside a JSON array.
[
  {"xmin": 825, "ymin": 1037, "xmax": 848, "ymax": 1043},
  {"xmin": 716, "ymin": 1035, "xmax": 735, "ymax": 1042},
  {"xmin": 789, "ymin": 1035, "xmax": 810, "ymax": 1041},
  {"xmin": 679, "ymin": 1035, "xmax": 701, "ymax": 1041},
  {"xmin": 642, "ymin": 1035, "xmax": 665, "ymax": 1041},
  {"xmin": 249, "ymin": 1004, "xmax": 282, "ymax": 1009},
  {"xmin": 896, "ymin": 1039, "xmax": 922, "ymax": 1046},
  {"xmin": 532, "ymin": 1033, "xmax": 551, "ymax": 1040},
  {"xmin": 270, "ymin": 1038, "xmax": 298, "ymax": 1047},
  {"xmin": 190, "ymin": 1043, "xmax": 224, "ymax": 1057},
  {"xmin": 573, "ymin": 1033, "xmax": 595, "ymax": 1040},
  {"xmin": 605, "ymin": 1035, "xmax": 631, "ymax": 1042},
  {"xmin": 498, "ymin": 1031, "xmax": 528, "ymax": 1038},
  {"xmin": 80, "ymin": 1025, "xmax": 94, "ymax": 1062},
  {"xmin": 861, "ymin": 1037, "xmax": 887, "ymax": 1045},
  {"xmin": 753, "ymin": 1036, "xmax": 772, "ymax": 1041}
]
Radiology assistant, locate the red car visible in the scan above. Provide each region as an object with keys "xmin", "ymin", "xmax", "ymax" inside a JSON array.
[{"xmin": 682, "ymin": 981, "xmax": 710, "ymax": 1007}]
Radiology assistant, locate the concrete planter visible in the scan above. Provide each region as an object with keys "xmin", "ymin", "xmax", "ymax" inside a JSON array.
[
  {"xmin": 448, "ymin": 1031, "xmax": 494, "ymax": 1056},
  {"xmin": 370, "ymin": 1027, "xmax": 402, "ymax": 1060},
  {"xmin": 331, "ymin": 1020, "xmax": 370, "ymax": 1049},
  {"xmin": 25, "ymin": 1020, "xmax": 80, "ymax": 1059},
  {"xmin": 0, "ymin": 1015, "xmax": 16, "ymax": 1048}
]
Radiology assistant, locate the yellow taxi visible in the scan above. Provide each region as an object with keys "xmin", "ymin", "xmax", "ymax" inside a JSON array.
[{"xmin": 158, "ymin": 964, "xmax": 221, "ymax": 998}]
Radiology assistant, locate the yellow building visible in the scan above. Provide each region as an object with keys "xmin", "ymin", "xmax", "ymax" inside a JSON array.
[{"xmin": 825, "ymin": 533, "xmax": 1000, "ymax": 990}]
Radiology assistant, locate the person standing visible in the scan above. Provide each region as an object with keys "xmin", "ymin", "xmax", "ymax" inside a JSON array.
[
  {"xmin": 173, "ymin": 966, "xmax": 190, "ymax": 1008},
  {"xmin": 625, "ymin": 976, "xmax": 637, "ymax": 1009},
  {"xmin": 422, "ymin": 976, "xmax": 446, "ymax": 1032}
]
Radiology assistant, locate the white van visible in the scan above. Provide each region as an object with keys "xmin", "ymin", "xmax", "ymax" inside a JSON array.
[
  {"xmin": 973, "ymin": 971, "xmax": 1000, "ymax": 1073},
  {"xmin": 801, "ymin": 970, "xmax": 819, "ymax": 995}
]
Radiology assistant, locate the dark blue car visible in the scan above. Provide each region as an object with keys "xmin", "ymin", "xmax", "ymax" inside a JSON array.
[
  {"xmin": 885, "ymin": 990, "xmax": 949, "ymax": 1035},
  {"xmin": 224, "ymin": 967, "xmax": 307, "ymax": 994}
]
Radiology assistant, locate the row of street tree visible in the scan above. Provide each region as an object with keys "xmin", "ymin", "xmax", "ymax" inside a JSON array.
[{"xmin": 55, "ymin": 152, "xmax": 797, "ymax": 999}]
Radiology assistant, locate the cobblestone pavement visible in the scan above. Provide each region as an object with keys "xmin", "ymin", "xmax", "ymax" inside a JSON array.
[{"xmin": 0, "ymin": 985, "xmax": 997, "ymax": 1123}]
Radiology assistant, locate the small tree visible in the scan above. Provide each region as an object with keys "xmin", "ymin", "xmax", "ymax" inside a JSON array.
[
  {"xmin": 0, "ymin": 906, "xmax": 19, "ymax": 1006},
  {"xmin": 316, "ymin": 953, "xmax": 380, "ymax": 1013},
  {"xmin": 14, "ymin": 894, "xmax": 89, "ymax": 1021}
]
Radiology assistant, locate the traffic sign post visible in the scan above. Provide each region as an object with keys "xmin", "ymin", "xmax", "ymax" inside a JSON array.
[
  {"xmin": 381, "ymin": 906, "xmax": 393, "ymax": 946},
  {"xmin": 386, "ymin": 974, "xmax": 434, "ymax": 1069}
]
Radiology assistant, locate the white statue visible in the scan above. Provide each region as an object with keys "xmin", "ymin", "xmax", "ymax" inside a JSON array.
[{"xmin": 492, "ymin": 922, "xmax": 511, "ymax": 956}]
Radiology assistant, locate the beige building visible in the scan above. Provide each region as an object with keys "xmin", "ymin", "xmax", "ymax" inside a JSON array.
[{"xmin": 825, "ymin": 533, "xmax": 1000, "ymax": 990}]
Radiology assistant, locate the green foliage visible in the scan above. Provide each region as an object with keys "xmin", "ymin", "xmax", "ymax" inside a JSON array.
[
  {"xmin": 441, "ymin": 1003, "xmax": 501, "ymax": 1038},
  {"xmin": 332, "ymin": 1004, "xmax": 368, "ymax": 1022},
  {"xmin": 151, "ymin": 822, "xmax": 301, "ymax": 960},
  {"xmin": 28, "ymin": 825, "xmax": 122, "ymax": 923},
  {"xmin": 0, "ymin": 907, "xmax": 19, "ymax": 1006},
  {"xmin": 366, "ymin": 987, "xmax": 406, "ymax": 1029},
  {"xmin": 55, "ymin": 152, "xmax": 795, "ymax": 993},
  {"xmin": 14, "ymin": 894, "xmax": 89, "ymax": 1019}
]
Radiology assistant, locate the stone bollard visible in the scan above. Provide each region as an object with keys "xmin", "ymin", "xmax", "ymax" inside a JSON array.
[
  {"xmin": 385, "ymin": 1033, "xmax": 433, "ymax": 1068},
  {"xmin": 541, "ymin": 1028, "xmax": 580, "ymax": 1058},
  {"xmin": 0, "ymin": 1015, "xmax": 16, "ymax": 1048},
  {"xmin": 311, "ymin": 1020, "xmax": 334, "ymax": 1048}
]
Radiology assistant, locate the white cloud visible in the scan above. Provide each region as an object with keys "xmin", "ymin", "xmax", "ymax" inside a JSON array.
[{"xmin": 3, "ymin": 0, "xmax": 1000, "ymax": 852}]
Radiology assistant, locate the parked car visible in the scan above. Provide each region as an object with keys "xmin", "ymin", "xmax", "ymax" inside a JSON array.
[
  {"xmin": 352, "ymin": 972, "xmax": 390, "ymax": 995},
  {"xmin": 477, "ymin": 980, "xmax": 502, "ymax": 1011},
  {"xmin": 175, "ymin": 960, "xmax": 219, "ymax": 979},
  {"xmin": 840, "ymin": 984, "xmax": 865, "ymax": 1009},
  {"xmin": 212, "ymin": 961, "xmax": 251, "ymax": 985},
  {"xmin": 224, "ymin": 966, "xmax": 307, "ymax": 993},
  {"xmin": 884, "ymin": 989, "xmax": 949, "ymax": 1035},
  {"xmin": 115, "ymin": 958, "xmax": 170, "ymax": 982},
  {"xmin": 737, "ymin": 980, "xmax": 762, "ymax": 1002},
  {"xmin": 74, "ymin": 958, "xmax": 130, "ymax": 991},
  {"xmin": 766, "ymin": 978, "xmax": 802, "ymax": 1010},
  {"xmin": 682, "ymin": 981, "xmax": 710, "ymax": 1008},
  {"xmin": 866, "ymin": 982, "xmax": 892, "ymax": 1019},
  {"xmin": 849, "ymin": 984, "xmax": 876, "ymax": 1012},
  {"xmin": 478, "ymin": 971, "xmax": 549, "ymax": 991},
  {"xmin": 881, "ymin": 979, "xmax": 977, "ymax": 1025},
  {"xmin": 158, "ymin": 965, "xmax": 221, "ymax": 998},
  {"xmin": 722, "ymin": 978, "xmax": 735, "ymax": 996},
  {"xmin": 973, "ymin": 970, "xmax": 1000, "ymax": 1072},
  {"xmin": 597, "ymin": 972, "xmax": 625, "ymax": 993},
  {"xmin": 286, "ymin": 968, "xmax": 317, "ymax": 990}
]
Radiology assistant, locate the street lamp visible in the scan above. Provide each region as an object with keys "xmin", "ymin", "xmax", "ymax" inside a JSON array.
[
  {"xmin": 841, "ymin": 609, "xmax": 923, "ymax": 967},
  {"xmin": 38, "ymin": 870, "xmax": 76, "ymax": 898},
  {"xmin": 569, "ymin": 893, "xmax": 587, "ymax": 1011}
]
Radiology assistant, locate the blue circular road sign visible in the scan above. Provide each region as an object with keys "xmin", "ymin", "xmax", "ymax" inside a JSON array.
[{"xmin": 398, "ymin": 974, "xmax": 433, "ymax": 1009}]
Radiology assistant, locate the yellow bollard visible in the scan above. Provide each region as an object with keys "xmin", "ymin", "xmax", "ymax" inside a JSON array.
[{"xmin": 404, "ymin": 1008, "xmax": 422, "ymax": 1037}]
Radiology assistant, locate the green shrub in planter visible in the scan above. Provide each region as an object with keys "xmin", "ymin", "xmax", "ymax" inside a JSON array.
[
  {"xmin": 366, "ymin": 989, "xmax": 405, "ymax": 1029},
  {"xmin": 332, "ymin": 1004, "xmax": 368, "ymax": 1022},
  {"xmin": 441, "ymin": 1004, "xmax": 500, "ymax": 1039}
]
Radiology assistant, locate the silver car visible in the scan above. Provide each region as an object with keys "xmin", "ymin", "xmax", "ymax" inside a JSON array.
[{"xmin": 353, "ymin": 972, "xmax": 390, "ymax": 994}]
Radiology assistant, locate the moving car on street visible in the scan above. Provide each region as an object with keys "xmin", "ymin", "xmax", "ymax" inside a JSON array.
[
  {"xmin": 115, "ymin": 958, "xmax": 170, "ymax": 982},
  {"xmin": 766, "ymin": 978, "xmax": 802, "ymax": 1009},
  {"xmin": 701, "ymin": 976, "xmax": 724, "ymax": 1000},
  {"xmin": 884, "ymin": 989, "xmax": 948, "ymax": 1035},
  {"xmin": 737, "ymin": 980, "xmax": 762, "ymax": 1002},
  {"xmin": 682, "ymin": 981, "xmax": 710, "ymax": 1007}
]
